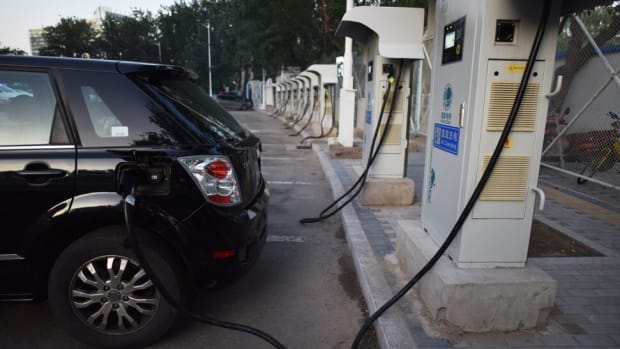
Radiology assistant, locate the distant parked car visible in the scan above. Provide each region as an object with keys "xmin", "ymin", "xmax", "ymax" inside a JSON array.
[
  {"xmin": 0, "ymin": 56, "xmax": 268, "ymax": 348},
  {"xmin": 217, "ymin": 90, "xmax": 253, "ymax": 111},
  {"xmin": 217, "ymin": 90, "xmax": 242, "ymax": 100}
]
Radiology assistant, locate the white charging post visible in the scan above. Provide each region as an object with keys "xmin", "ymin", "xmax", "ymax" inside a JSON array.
[
  {"xmin": 394, "ymin": 0, "xmax": 583, "ymax": 333},
  {"xmin": 291, "ymin": 78, "xmax": 303, "ymax": 119},
  {"xmin": 279, "ymin": 82, "xmax": 287, "ymax": 111},
  {"xmin": 299, "ymin": 72, "xmax": 317, "ymax": 123},
  {"xmin": 265, "ymin": 78, "xmax": 274, "ymax": 109},
  {"xmin": 299, "ymin": 70, "xmax": 320, "ymax": 132},
  {"xmin": 306, "ymin": 65, "xmax": 338, "ymax": 135},
  {"xmin": 422, "ymin": 0, "xmax": 562, "ymax": 269},
  {"xmin": 336, "ymin": 6, "xmax": 425, "ymax": 206}
]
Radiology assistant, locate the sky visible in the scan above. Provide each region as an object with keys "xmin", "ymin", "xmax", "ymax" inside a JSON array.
[{"xmin": 0, "ymin": 0, "xmax": 179, "ymax": 54}]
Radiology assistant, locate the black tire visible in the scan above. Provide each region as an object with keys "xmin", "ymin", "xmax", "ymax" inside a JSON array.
[{"xmin": 48, "ymin": 227, "xmax": 181, "ymax": 348}]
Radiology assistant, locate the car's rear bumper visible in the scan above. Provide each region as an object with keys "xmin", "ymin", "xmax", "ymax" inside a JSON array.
[{"xmin": 177, "ymin": 181, "xmax": 269, "ymax": 286}]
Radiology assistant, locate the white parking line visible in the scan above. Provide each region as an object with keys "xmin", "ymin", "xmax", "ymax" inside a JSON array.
[
  {"xmin": 262, "ymin": 157, "xmax": 306, "ymax": 161},
  {"xmin": 248, "ymin": 130, "xmax": 281, "ymax": 134},
  {"xmin": 267, "ymin": 235, "xmax": 305, "ymax": 243},
  {"xmin": 267, "ymin": 180, "xmax": 316, "ymax": 186}
]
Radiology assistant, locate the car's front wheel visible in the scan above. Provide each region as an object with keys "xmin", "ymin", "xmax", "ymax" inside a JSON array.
[{"xmin": 48, "ymin": 227, "xmax": 181, "ymax": 348}]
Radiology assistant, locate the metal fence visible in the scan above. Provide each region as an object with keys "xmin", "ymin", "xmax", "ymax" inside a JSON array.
[{"xmin": 542, "ymin": 6, "xmax": 620, "ymax": 190}]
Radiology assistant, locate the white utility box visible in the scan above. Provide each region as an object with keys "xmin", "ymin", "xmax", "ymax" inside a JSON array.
[{"xmin": 421, "ymin": 0, "xmax": 561, "ymax": 268}]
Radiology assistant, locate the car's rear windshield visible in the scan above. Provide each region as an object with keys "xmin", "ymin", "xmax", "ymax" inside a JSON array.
[{"xmin": 134, "ymin": 70, "xmax": 248, "ymax": 143}]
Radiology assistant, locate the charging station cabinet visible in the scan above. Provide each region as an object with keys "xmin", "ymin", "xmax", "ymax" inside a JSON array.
[
  {"xmin": 362, "ymin": 36, "xmax": 413, "ymax": 178},
  {"xmin": 336, "ymin": 7, "xmax": 424, "ymax": 205},
  {"xmin": 299, "ymin": 72, "xmax": 317, "ymax": 123},
  {"xmin": 306, "ymin": 65, "xmax": 338, "ymax": 134},
  {"xmin": 291, "ymin": 78, "xmax": 302, "ymax": 119},
  {"xmin": 421, "ymin": 0, "xmax": 562, "ymax": 268}
]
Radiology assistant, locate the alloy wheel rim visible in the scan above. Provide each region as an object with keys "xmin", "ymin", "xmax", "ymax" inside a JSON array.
[{"xmin": 70, "ymin": 255, "xmax": 160, "ymax": 334}]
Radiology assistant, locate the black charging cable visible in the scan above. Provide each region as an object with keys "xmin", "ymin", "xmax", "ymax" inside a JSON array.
[
  {"xmin": 283, "ymin": 90, "xmax": 298, "ymax": 123},
  {"xmin": 122, "ymin": 191, "xmax": 287, "ymax": 349},
  {"xmin": 291, "ymin": 91, "xmax": 319, "ymax": 136},
  {"xmin": 300, "ymin": 60, "xmax": 404, "ymax": 224},
  {"xmin": 301, "ymin": 85, "xmax": 337, "ymax": 144},
  {"xmin": 276, "ymin": 90, "xmax": 292, "ymax": 118},
  {"xmin": 351, "ymin": 1, "xmax": 551, "ymax": 347},
  {"xmin": 284, "ymin": 90, "xmax": 301, "ymax": 125},
  {"xmin": 271, "ymin": 91, "xmax": 288, "ymax": 118},
  {"xmin": 286, "ymin": 90, "xmax": 311, "ymax": 129}
]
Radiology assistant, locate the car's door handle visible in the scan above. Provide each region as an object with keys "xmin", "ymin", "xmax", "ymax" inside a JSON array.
[{"xmin": 15, "ymin": 168, "xmax": 67, "ymax": 178}]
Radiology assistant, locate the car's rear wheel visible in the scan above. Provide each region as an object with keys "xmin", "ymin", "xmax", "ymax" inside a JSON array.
[{"xmin": 48, "ymin": 227, "xmax": 181, "ymax": 348}]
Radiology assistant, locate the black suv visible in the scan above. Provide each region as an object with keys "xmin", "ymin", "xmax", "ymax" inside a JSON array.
[{"xmin": 0, "ymin": 56, "xmax": 268, "ymax": 347}]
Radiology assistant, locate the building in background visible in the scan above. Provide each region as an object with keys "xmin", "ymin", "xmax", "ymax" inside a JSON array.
[
  {"xmin": 28, "ymin": 28, "xmax": 45, "ymax": 56},
  {"xmin": 28, "ymin": 6, "xmax": 126, "ymax": 56},
  {"xmin": 90, "ymin": 6, "xmax": 127, "ymax": 29}
]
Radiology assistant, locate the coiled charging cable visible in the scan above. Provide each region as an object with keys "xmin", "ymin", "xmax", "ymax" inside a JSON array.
[
  {"xmin": 123, "ymin": 193, "xmax": 287, "ymax": 349},
  {"xmin": 301, "ymin": 85, "xmax": 337, "ymax": 144},
  {"xmin": 351, "ymin": 1, "xmax": 551, "ymax": 347}
]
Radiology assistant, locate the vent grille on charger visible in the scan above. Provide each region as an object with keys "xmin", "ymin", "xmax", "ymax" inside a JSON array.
[
  {"xmin": 480, "ymin": 155, "xmax": 530, "ymax": 201},
  {"xmin": 487, "ymin": 82, "xmax": 539, "ymax": 132}
]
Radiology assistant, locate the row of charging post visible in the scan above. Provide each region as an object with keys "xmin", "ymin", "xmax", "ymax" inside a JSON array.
[
  {"xmin": 331, "ymin": 0, "xmax": 588, "ymax": 334},
  {"xmin": 256, "ymin": 0, "xmax": 606, "ymax": 338},
  {"xmin": 270, "ymin": 65, "xmax": 338, "ymax": 139}
]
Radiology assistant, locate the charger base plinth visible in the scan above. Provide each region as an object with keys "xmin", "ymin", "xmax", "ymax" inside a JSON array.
[
  {"xmin": 328, "ymin": 138, "xmax": 363, "ymax": 159},
  {"xmin": 352, "ymin": 166, "xmax": 414, "ymax": 206},
  {"xmin": 396, "ymin": 219, "xmax": 556, "ymax": 332}
]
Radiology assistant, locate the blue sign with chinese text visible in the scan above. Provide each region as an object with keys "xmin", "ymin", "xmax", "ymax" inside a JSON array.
[{"xmin": 433, "ymin": 123, "xmax": 460, "ymax": 155}]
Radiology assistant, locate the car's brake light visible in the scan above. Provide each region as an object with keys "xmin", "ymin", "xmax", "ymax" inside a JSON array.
[
  {"xmin": 205, "ymin": 160, "xmax": 231, "ymax": 179},
  {"xmin": 178, "ymin": 155, "xmax": 241, "ymax": 206}
]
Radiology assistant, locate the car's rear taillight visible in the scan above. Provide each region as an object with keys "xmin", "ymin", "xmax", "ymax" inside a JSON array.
[{"xmin": 178, "ymin": 155, "xmax": 241, "ymax": 206}]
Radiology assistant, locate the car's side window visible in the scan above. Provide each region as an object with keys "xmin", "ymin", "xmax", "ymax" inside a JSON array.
[
  {"xmin": 59, "ymin": 70, "xmax": 182, "ymax": 148},
  {"xmin": 0, "ymin": 71, "xmax": 59, "ymax": 146},
  {"xmin": 81, "ymin": 86, "xmax": 124, "ymax": 138}
]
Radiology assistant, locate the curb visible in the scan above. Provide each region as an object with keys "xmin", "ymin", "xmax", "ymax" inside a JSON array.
[{"xmin": 313, "ymin": 143, "xmax": 416, "ymax": 349}]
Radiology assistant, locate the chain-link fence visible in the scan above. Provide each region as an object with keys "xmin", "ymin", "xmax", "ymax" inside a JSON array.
[{"xmin": 542, "ymin": 5, "xmax": 620, "ymax": 190}]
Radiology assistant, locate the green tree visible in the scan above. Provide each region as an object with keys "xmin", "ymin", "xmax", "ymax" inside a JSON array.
[
  {"xmin": 39, "ymin": 17, "xmax": 97, "ymax": 57},
  {"xmin": 97, "ymin": 10, "xmax": 159, "ymax": 62},
  {"xmin": 156, "ymin": 1, "xmax": 232, "ymax": 89},
  {"xmin": 234, "ymin": 0, "xmax": 321, "ymax": 75},
  {"xmin": 356, "ymin": 0, "xmax": 427, "ymax": 5},
  {"xmin": 36, "ymin": 0, "xmax": 429, "ymax": 93},
  {"xmin": 0, "ymin": 46, "xmax": 27, "ymax": 55}
]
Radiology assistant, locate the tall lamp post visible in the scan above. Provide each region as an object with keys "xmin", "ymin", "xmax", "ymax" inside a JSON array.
[
  {"xmin": 206, "ymin": 20, "xmax": 213, "ymax": 97},
  {"xmin": 155, "ymin": 42, "xmax": 162, "ymax": 63},
  {"xmin": 153, "ymin": 28, "xmax": 162, "ymax": 63}
]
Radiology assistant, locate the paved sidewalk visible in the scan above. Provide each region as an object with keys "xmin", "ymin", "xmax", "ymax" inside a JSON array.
[
  {"xmin": 265, "ymin": 111, "xmax": 619, "ymax": 348},
  {"xmin": 283, "ymin": 122, "xmax": 618, "ymax": 349},
  {"xmin": 332, "ymin": 146, "xmax": 619, "ymax": 348}
]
